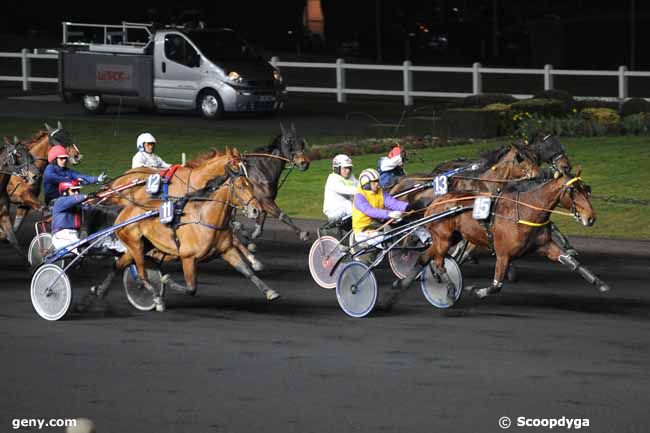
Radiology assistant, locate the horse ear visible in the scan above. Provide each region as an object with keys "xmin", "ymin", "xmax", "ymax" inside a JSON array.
[
  {"xmin": 291, "ymin": 122, "xmax": 296, "ymax": 134},
  {"xmin": 44, "ymin": 123, "xmax": 53, "ymax": 133},
  {"xmin": 57, "ymin": 120, "xmax": 63, "ymax": 129},
  {"xmin": 279, "ymin": 122, "xmax": 286, "ymax": 136},
  {"xmin": 574, "ymin": 165, "xmax": 582, "ymax": 177},
  {"xmin": 13, "ymin": 136, "xmax": 20, "ymax": 145},
  {"xmin": 2, "ymin": 136, "xmax": 11, "ymax": 145}
]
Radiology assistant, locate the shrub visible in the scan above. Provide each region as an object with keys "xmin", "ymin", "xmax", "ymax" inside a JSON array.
[
  {"xmin": 482, "ymin": 103, "xmax": 511, "ymax": 111},
  {"xmin": 511, "ymin": 98, "xmax": 565, "ymax": 117},
  {"xmin": 581, "ymin": 107, "xmax": 621, "ymax": 132},
  {"xmin": 459, "ymin": 93, "xmax": 517, "ymax": 108},
  {"xmin": 533, "ymin": 89, "xmax": 575, "ymax": 113},
  {"xmin": 576, "ymin": 99, "xmax": 621, "ymax": 111},
  {"xmin": 621, "ymin": 97, "xmax": 650, "ymax": 117},
  {"xmin": 621, "ymin": 113, "xmax": 650, "ymax": 135}
]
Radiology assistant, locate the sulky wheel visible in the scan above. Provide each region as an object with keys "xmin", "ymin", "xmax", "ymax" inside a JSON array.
[
  {"xmin": 123, "ymin": 265, "xmax": 163, "ymax": 311},
  {"xmin": 28, "ymin": 233, "xmax": 58, "ymax": 268},
  {"xmin": 387, "ymin": 233, "xmax": 426, "ymax": 279},
  {"xmin": 31, "ymin": 264, "xmax": 72, "ymax": 321},
  {"xmin": 335, "ymin": 261, "xmax": 377, "ymax": 318},
  {"xmin": 420, "ymin": 256, "xmax": 463, "ymax": 309},
  {"xmin": 308, "ymin": 235, "xmax": 346, "ymax": 289}
]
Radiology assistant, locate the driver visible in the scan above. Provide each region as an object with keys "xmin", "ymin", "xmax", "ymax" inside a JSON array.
[
  {"xmin": 323, "ymin": 154, "xmax": 358, "ymax": 222},
  {"xmin": 43, "ymin": 145, "xmax": 106, "ymax": 205},
  {"xmin": 132, "ymin": 132, "xmax": 171, "ymax": 169},
  {"xmin": 377, "ymin": 143, "xmax": 406, "ymax": 189},
  {"xmin": 352, "ymin": 168, "xmax": 408, "ymax": 248},
  {"xmin": 50, "ymin": 180, "xmax": 88, "ymax": 251}
]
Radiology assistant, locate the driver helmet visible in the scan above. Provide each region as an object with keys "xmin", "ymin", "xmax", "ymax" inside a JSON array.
[
  {"xmin": 387, "ymin": 145, "xmax": 403, "ymax": 164},
  {"xmin": 136, "ymin": 133, "xmax": 157, "ymax": 152},
  {"xmin": 332, "ymin": 154, "xmax": 353, "ymax": 175},
  {"xmin": 58, "ymin": 179, "xmax": 81, "ymax": 195},
  {"xmin": 48, "ymin": 145, "xmax": 69, "ymax": 163},
  {"xmin": 358, "ymin": 168, "xmax": 380, "ymax": 190}
]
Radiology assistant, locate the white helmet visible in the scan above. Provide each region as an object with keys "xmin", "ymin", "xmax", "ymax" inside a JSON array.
[
  {"xmin": 332, "ymin": 154, "xmax": 353, "ymax": 169},
  {"xmin": 358, "ymin": 168, "xmax": 380, "ymax": 189},
  {"xmin": 136, "ymin": 132, "xmax": 156, "ymax": 152}
]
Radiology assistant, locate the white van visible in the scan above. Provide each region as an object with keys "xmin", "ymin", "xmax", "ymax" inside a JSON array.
[{"xmin": 59, "ymin": 21, "xmax": 286, "ymax": 119}]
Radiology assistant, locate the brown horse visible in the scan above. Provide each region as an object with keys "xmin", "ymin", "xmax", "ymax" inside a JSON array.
[
  {"xmin": 7, "ymin": 122, "xmax": 83, "ymax": 231},
  {"xmin": 385, "ymin": 169, "xmax": 607, "ymax": 308},
  {"xmin": 390, "ymin": 144, "xmax": 541, "ymax": 211},
  {"xmin": 87, "ymin": 170, "xmax": 275, "ymax": 312},
  {"xmin": 0, "ymin": 139, "xmax": 41, "ymax": 255}
]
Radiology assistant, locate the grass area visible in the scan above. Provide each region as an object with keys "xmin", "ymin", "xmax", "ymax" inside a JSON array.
[{"xmin": 1, "ymin": 116, "xmax": 649, "ymax": 240}]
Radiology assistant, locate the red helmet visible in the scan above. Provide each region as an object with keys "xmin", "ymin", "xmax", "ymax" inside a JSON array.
[
  {"xmin": 58, "ymin": 179, "xmax": 81, "ymax": 195},
  {"xmin": 48, "ymin": 145, "xmax": 69, "ymax": 163}
]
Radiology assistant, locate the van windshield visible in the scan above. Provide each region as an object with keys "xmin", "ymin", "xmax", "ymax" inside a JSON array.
[{"xmin": 188, "ymin": 30, "xmax": 258, "ymax": 62}]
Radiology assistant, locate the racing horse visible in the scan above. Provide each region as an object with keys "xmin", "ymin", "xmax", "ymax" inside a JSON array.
[
  {"xmin": 243, "ymin": 123, "xmax": 310, "ymax": 241},
  {"xmin": 390, "ymin": 143, "xmax": 541, "ymax": 211},
  {"xmin": 385, "ymin": 168, "xmax": 606, "ymax": 309},
  {"xmin": 0, "ymin": 138, "xmax": 41, "ymax": 255},
  {"xmin": 88, "ymin": 166, "xmax": 275, "ymax": 312},
  {"xmin": 6, "ymin": 122, "xmax": 83, "ymax": 231}
]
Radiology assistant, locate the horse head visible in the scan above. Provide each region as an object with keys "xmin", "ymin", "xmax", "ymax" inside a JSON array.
[
  {"xmin": 279, "ymin": 122, "xmax": 310, "ymax": 171},
  {"xmin": 45, "ymin": 121, "xmax": 83, "ymax": 164},
  {"xmin": 1, "ymin": 138, "xmax": 40, "ymax": 185},
  {"xmin": 560, "ymin": 166, "xmax": 596, "ymax": 227},
  {"xmin": 229, "ymin": 172, "xmax": 262, "ymax": 220},
  {"xmin": 530, "ymin": 134, "xmax": 571, "ymax": 176},
  {"xmin": 491, "ymin": 144, "xmax": 541, "ymax": 180}
]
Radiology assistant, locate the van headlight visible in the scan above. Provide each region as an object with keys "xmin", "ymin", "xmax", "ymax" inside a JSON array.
[
  {"xmin": 227, "ymin": 71, "xmax": 243, "ymax": 83},
  {"xmin": 273, "ymin": 69, "xmax": 282, "ymax": 83}
]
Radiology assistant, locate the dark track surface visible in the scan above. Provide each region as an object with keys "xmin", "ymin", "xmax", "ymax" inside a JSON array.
[{"xmin": 1, "ymin": 234, "xmax": 648, "ymax": 433}]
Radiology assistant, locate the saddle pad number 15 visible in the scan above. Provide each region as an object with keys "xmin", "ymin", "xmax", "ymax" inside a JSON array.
[
  {"xmin": 433, "ymin": 175, "xmax": 448, "ymax": 196},
  {"xmin": 159, "ymin": 201, "xmax": 175, "ymax": 224},
  {"xmin": 472, "ymin": 197, "xmax": 492, "ymax": 220}
]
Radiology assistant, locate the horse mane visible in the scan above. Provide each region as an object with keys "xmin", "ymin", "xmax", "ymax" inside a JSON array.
[
  {"xmin": 31, "ymin": 130, "xmax": 48, "ymax": 141},
  {"xmin": 502, "ymin": 170, "xmax": 554, "ymax": 193},
  {"xmin": 185, "ymin": 149, "xmax": 225, "ymax": 168},
  {"xmin": 253, "ymin": 135, "xmax": 282, "ymax": 153},
  {"xmin": 480, "ymin": 145, "xmax": 513, "ymax": 167}
]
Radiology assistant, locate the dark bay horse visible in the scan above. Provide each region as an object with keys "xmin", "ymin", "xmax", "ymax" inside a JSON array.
[
  {"xmin": 385, "ymin": 169, "xmax": 607, "ymax": 309},
  {"xmin": 243, "ymin": 123, "xmax": 310, "ymax": 241},
  {"xmin": 390, "ymin": 144, "xmax": 541, "ymax": 212},
  {"xmin": 0, "ymin": 139, "xmax": 41, "ymax": 255},
  {"xmin": 88, "ymin": 170, "xmax": 274, "ymax": 312},
  {"xmin": 8, "ymin": 122, "xmax": 83, "ymax": 231}
]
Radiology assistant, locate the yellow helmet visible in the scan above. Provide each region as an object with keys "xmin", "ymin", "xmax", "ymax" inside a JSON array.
[{"xmin": 358, "ymin": 168, "xmax": 380, "ymax": 189}]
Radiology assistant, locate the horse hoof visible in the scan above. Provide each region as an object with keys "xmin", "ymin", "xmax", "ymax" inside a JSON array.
[
  {"xmin": 185, "ymin": 288, "xmax": 197, "ymax": 296},
  {"xmin": 299, "ymin": 231, "xmax": 310, "ymax": 242},
  {"xmin": 474, "ymin": 287, "xmax": 490, "ymax": 299},
  {"xmin": 598, "ymin": 283, "xmax": 611, "ymax": 293},
  {"xmin": 265, "ymin": 290, "xmax": 280, "ymax": 301},
  {"xmin": 160, "ymin": 274, "xmax": 171, "ymax": 285},
  {"xmin": 247, "ymin": 243, "xmax": 257, "ymax": 253}
]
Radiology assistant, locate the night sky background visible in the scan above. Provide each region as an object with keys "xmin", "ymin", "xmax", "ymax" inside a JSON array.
[{"xmin": 2, "ymin": 0, "xmax": 649, "ymax": 69}]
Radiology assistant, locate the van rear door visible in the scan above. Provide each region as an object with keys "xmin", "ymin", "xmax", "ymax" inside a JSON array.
[{"xmin": 154, "ymin": 32, "xmax": 201, "ymax": 108}]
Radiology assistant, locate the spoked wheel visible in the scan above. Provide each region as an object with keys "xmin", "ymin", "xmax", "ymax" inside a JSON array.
[
  {"xmin": 28, "ymin": 233, "xmax": 62, "ymax": 268},
  {"xmin": 336, "ymin": 261, "xmax": 377, "ymax": 318},
  {"xmin": 31, "ymin": 264, "xmax": 72, "ymax": 321},
  {"xmin": 123, "ymin": 265, "xmax": 163, "ymax": 311},
  {"xmin": 420, "ymin": 257, "xmax": 463, "ymax": 309},
  {"xmin": 308, "ymin": 235, "xmax": 346, "ymax": 289},
  {"xmin": 388, "ymin": 233, "xmax": 427, "ymax": 279}
]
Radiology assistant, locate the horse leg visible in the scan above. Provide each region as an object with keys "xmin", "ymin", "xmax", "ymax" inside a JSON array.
[
  {"xmin": 233, "ymin": 236, "xmax": 263, "ymax": 271},
  {"xmin": 263, "ymin": 201, "xmax": 310, "ymax": 241},
  {"xmin": 473, "ymin": 255, "xmax": 510, "ymax": 299},
  {"xmin": 232, "ymin": 220, "xmax": 256, "ymax": 252},
  {"xmin": 541, "ymin": 241, "xmax": 611, "ymax": 292},
  {"xmin": 13, "ymin": 205, "xmax": 31, "ymax": 232},
  {"xmin": 381, "ymin": 253, "xmax": 432, "ymax": 311},
  {"xmin": 221, "ymin": 247, "xmax": 280, "ymax": 301},
  {"xmin": 250, "ymin": 211, "xmax": 267, "ymax": 239},
  {"xmin": 0, "ymin": 200, "xmax": 24, "ymax": 258},
  {"xmin": 550, "ymin": 222, "xmax": 578, "ymax": 256},
  {"xmin": 161, "ymin": 257, "xmax": 198, "ymax": 296}
]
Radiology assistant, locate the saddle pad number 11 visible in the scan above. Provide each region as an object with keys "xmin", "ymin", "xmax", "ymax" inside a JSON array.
[
  {"xmin": 433, "ymin": 175, "xmax": 448, "ymax": 196},
  {"xmin": 159, "ymin": 201, "xmax": 174, "ymax": 224}
]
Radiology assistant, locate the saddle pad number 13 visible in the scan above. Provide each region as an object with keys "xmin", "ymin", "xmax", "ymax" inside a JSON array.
[
  {"xmin": 159, "ymin": 201, "xmax": 175, "ymax": 224},
  {"xmin": 433, "ymin": 175, "xmax": 448, "ymax": 196}
]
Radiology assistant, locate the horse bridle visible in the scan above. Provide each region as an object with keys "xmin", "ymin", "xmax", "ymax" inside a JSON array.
[
  {"xmin": 561, "ymin": 176, "xmax": 591, "ymax": 221},
  {"xmin": 280, "ymin": 133, "xmax": 307, "ymax": 167},
  {"xmin": 0, "ymin": 145, "xmax": 38, "ymax": 181}
]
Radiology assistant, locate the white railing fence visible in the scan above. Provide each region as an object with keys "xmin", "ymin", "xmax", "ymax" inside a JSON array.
[{"xmin": 1, "ymin": 49, "xmax": 649, "ymax": 105}]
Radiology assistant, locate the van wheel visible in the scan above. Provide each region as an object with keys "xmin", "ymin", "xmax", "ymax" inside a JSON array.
[
  {"xmin": 81, "ymin": 94, "xmax": 106, "ymax": 114},
  {"xmin": 198, "ymin": 90, "xmax": 224, "ymax": 119}
]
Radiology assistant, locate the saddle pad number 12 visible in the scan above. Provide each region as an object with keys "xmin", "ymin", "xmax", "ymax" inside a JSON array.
[
  {"xmin": 433, "ymin": 175, "xmax": 448, "ymax": 196},
  {"xmin": 159, "ymin": 201, "xmax": 175, "ymax": 224},
  {"xmin": 146, "ymin": 174, "xmax": 161, "ymax": 195}
]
